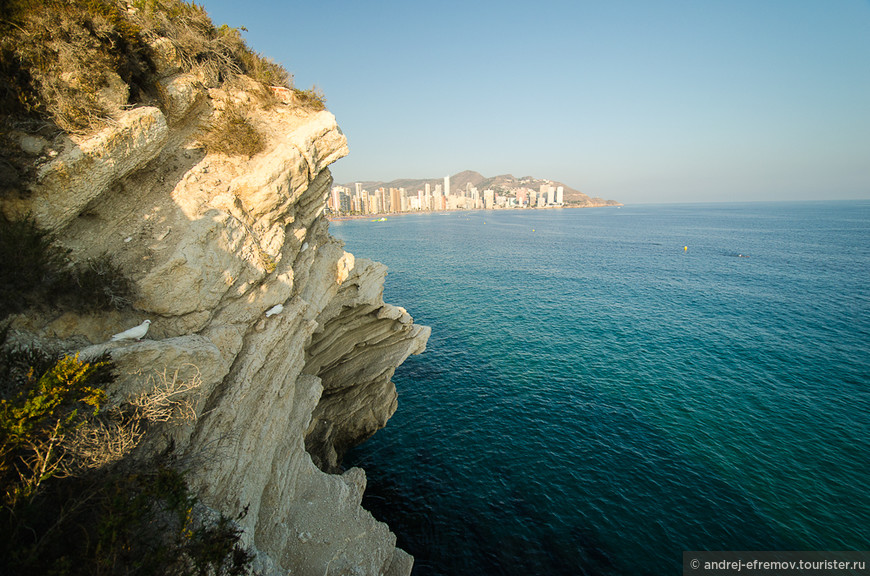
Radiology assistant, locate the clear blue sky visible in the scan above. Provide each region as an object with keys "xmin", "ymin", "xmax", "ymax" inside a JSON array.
[{"xmin": 199, "ymin": 0, "xmax": 870, "ymax": 204}]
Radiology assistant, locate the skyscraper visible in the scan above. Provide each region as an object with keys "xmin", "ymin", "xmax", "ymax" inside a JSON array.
[
  {"xmin": 483, "ymin": 189, "xmax": 494, "ymax": 210},
  {"xmin": 444, "ymin": 175, "xmax": 450, "ymax": 199}
]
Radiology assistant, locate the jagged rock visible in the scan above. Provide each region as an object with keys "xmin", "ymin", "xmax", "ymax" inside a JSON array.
[
  {"xmin": 159, "ymin": 73, "xmax": 203, "ymax": 121},
  {"xmin": 2, "ymin": 75, "xmax": 427, "ymax": 576},
  {"xmin": 148, "ymin": 37, "xmax": 183, "ymax": 78}
]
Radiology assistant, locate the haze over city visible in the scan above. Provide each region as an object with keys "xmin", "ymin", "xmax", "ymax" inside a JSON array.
[{"xmin": 200, "ymin": 0, "xmax": 870, "ymax": 204}]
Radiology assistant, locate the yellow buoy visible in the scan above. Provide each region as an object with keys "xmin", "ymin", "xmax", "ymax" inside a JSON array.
[{"xmin": 684, "ymin": 246, "xmax": 688, "ymax": 251}]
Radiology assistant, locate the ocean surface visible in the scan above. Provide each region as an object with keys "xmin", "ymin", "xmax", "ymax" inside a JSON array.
[{"xmin": 330, "ymin": 201, "xmax": 870, "ymax": 575}]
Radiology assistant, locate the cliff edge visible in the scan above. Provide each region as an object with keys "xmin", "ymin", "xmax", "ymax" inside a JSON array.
[{"xmin": 0, "ymin": 8, "xmax": 428, "ymax": 575}]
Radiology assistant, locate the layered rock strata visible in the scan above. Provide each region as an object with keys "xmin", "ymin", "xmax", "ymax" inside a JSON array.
[{"xmin": 2, "ymin": 75, "xmax": 428, "ymax": 575}]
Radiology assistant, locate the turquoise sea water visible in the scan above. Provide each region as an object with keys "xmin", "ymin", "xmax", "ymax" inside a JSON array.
[{"xmin": 331, "ymin": 202, "xmax": 870, "ymax": 575}]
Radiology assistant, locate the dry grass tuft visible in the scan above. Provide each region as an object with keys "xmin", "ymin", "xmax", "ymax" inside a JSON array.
[
  {"xmin": 201, "ymin": 101, "xmax": 265, "ymax": 158},
  {"xmin": 130, "ymin": 366, "xmax": 201, "ymax": 424},
  {"xmin": 293, "ymin": 86, "xmax": 327, "ymax": 111},
  {"xmin": 63, "ymin": 364, "xmax": 202, "ymax": 471},
  {"xmin": 66, "ymin": 414, "xmax": 146, "ymax": 470}
]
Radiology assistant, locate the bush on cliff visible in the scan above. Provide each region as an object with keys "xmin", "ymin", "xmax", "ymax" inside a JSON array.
[
  {"xmin": 202, "ymin": 102, "xmax": 265, "ymax": 158},
  {"xmin": 0, "ymin": 349, "xmax": 255, "ymax": 575},
  {"xmin": 0, "ymin": 215, "xmax": 68, "ymax": 318},
  {"xmin": 293, "ymin": 86, "xmax": 327, "ymax": 111},
  {"xmin": 0, "ymin": 215, "xmax": 134, "ymax": 319},
  {"xmin": 0, "ymin": 0, "xmax": 293, "ymax": 133}
]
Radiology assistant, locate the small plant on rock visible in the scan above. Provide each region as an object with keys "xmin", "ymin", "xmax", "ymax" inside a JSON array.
[
  {"xmin": 0, "ymin": 215, "xmax": 68, "ymax": 318},
  {"xmin": 0, "ymin": 215, "xmax": 136, "ymax": 318},
  {"xmin": 0, "ymin": 353, "xmax": 112, "ymax": 507},
  {"xmin": 202, "ymin": 102, "xmax": 265, "ymax": 158},
  {"xmin": 68, "ymin": 251, "xmax": 136, "ymax": 310},
  {"xmin": 293, "ymin": 86, "xmax": 327, "ymax": 111}
]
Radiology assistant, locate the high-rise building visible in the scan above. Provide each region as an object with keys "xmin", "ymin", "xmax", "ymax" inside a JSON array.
[
  {"xmin": 444, "ymin": 175, "xmax": 450, "ymax": 199},
  {"xmin": 390, "ymin": 188, "xmax": 401, "ymax": 213},
  {"xmin": 556, "ymin": 186, "xmax": 564, "ymax": 205},
  {"xmin": 516, "ymin": 190, "xmax": 528, "ymax": 206}
]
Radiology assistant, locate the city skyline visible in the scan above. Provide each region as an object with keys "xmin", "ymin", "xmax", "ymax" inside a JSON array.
[
  {"xmin": 199, "ymin": 0, "xmax": 870, "ymax": 204},
  {"xmin": 329, "ymin": 174, "xmax": 572, "ymax": 215}
]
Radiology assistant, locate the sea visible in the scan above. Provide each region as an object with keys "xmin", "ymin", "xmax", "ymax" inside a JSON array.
[{"xmin": 329, "ymin": 201, "xmax": 870, "ymax": 575}]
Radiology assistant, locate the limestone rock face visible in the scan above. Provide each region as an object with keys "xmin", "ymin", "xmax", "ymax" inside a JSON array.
[
  {"xmin": 303, "ymin": 261, "xmax": 430, "ymax": 472},
  {"xmin": 2, "ymin": 79, "xmax": 428, "ymax": 576},
  {"xmin": 2, "ymin": 106, "xmax": 169, "ymax": 231}
]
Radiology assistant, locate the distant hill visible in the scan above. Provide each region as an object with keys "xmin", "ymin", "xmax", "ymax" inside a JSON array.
[{"xmin": 341, "ymin": 170, "xmax": 621, "ymax": 207}]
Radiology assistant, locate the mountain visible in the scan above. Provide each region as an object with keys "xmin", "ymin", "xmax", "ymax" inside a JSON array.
[{"xmin": 341, "ymin": 170, "xmax": 621, "ymax": 206}]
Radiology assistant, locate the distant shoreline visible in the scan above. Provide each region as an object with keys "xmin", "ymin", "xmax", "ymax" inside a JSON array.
[{"xmin": 326, "ymin": 204, "xmax": 621, "ymax": 222}]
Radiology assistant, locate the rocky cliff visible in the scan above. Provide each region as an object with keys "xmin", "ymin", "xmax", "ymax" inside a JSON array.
[{"xmin": 1, "ymin": 53, "xmax": 428, "ymax": 576}]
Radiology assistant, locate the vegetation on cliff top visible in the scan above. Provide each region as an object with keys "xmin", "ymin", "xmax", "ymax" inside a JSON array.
[
  {"xmin": 0, "ymin": 0, "xmax": 294, "ymax": 131},
  {"xmin": 0, "ymin": 0, "xmax": 327, "ymax": 192}
]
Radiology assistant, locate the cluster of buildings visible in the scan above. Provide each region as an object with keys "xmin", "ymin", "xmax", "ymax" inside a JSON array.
[{"xmin": 328, "ymin": 176, "xmax": 565, "ymax": 216}]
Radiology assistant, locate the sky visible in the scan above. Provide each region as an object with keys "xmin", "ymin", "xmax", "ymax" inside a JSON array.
[{"xmin": 198, "ymin": 0, "xmax": 870, "ymax": 204}]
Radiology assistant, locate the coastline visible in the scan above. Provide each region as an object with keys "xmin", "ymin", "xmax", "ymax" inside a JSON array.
[{"xmin": 327, "ymin": 203, "xmax": 623, "ymax": 221}]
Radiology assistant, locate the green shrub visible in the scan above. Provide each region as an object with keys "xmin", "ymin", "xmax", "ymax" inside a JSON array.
[
  {"xmin": 0, "ymin": 353, "xmax": 112, "ymax": 507},
  {"xmin": 89, "ymin": 465, "xmax": 254, "ymax": 576},
  {"xmin": 0, "ymin": 340, "xmax": 57, "ymax": 400}
]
